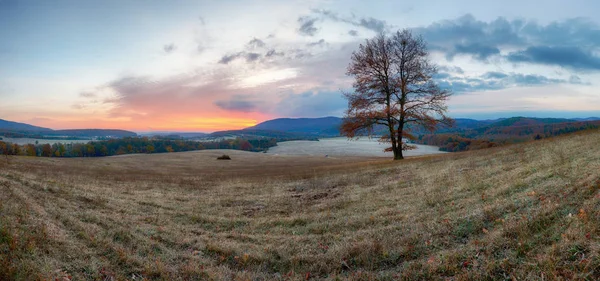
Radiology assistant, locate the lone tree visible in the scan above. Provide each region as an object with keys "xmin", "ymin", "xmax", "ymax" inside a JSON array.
[{"xmin": 341, "ymin": 29, "xmax": 453, "ymax": 160}]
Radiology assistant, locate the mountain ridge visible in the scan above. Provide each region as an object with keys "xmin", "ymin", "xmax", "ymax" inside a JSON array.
[
  {"xmin": 0, "ymin": 119, "xmax": 137, "ymax": 138},
  {"xmin": 248, "ymin": 116, "xmax": 600, "ymax": 135},
  {"xmin": 2, "ymin": 116, "xmax": 600, "ymax": 140},
  {"xmin": 0, "ymin": 119, "xmax": 52, "ymax": 132},
  {"xmin": 247, "ymin": 116, "xmax": 342, "ymax": 136}
]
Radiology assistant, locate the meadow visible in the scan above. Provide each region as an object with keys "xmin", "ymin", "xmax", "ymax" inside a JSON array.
[{"xmin": 0, "ymin": 130, "xmax": 599, "ymax": 280}]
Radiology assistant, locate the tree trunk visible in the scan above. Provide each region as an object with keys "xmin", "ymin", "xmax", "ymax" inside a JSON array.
[
  {"xmin": 393, "ymin": 146, "xmax": 404, "ymax": 160},
  {"xmin": 389, "ymin": 128, "xmax": 397, "ymax": 157},
  {"xmin": 393, "ymin": 120, "xmax": 405, "ymax": 160}
]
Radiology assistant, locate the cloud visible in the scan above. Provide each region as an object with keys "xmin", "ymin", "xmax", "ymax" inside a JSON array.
[
  {"xmin": 109, "ymin": 76, "xmax": 153, "ymax": 95},
  {"xmin": 79, "ymin": 91, "xmax": 97, "ymax": 98},
  {"xmin": 482, "ymin": 72, "xmax": 508, "ymax": 79},
  {"xmin": 247, "ymin": 38, "xmax": 266, "ymax": 49},
  {"xmin": 298, "ymin": 16, "xmax": 318, "ymax": 36},
  {"xmin": 417, "ymin": 14, "xmax": 600, "ymax": 64},
  {"xmin": 219, "ymin": 46, "xmax": 311, "ymax": 66},
  {"xmin": 71, "ymin": 103, "xmax": 86, "ymax": 110},
  {"xmin": 432, "ymin": 72, "xmax": 451, "ymax": 79},
  {"xmin": 507, "ymin": 46, "xmax": 600, "ymax": 71},
  {"xmin": 311, "ymin": 9, "xmax": 389, "ymax": 33},
  {"xmin": 357, "ymin": 17, "xmax": 387, "ymax": 33},
  {"xmin": 437, "ymin": 71, "xmax": 582, "ymax": 93},
  {"xmin": 569, "ymin": 75, "xmax": 583, "ymax": 84},
  {"xmin": 348, "ymin": 30, "xmax": 358, "ymax": 36},
  {"xmin": 96, "ymin": 42, "xmax": 357, "ymax": 126},
  {"xmin": 214, "ymin": 95, "xmax": 261, "ymax": 112},
  {"xmin": 163, "ymin": 43, "xmax": 177, "ymax": 53},
  {"xmin": 438, "ymin": 65, "xmax": 464, "ymax": 74},
  {"xmin": 245, "ymin": 52, "xmax": 261, "ymax": 62},
  {"xmin": 219, "ymin": 35, "xmax": 285, "ymax": 64},
  {"xmin": 218, "ymin": 52, "xmax": 262, "ymax": 64},
  {"xmin": 521, "ymin": 17, "xmax": 600, "ymax": 47},
  {"xmin": 276, "ymin": 90, "xmax": 346, "ymax": 117},
  {"xmin": 265, "ymin": 49, "xmax": 285, "ymax": 57},
  {"xmin": 101, "ymin": 72, "xmax": 269, "ymax": 128},
  {"xmin": 416, "ymin": 14, "xmax": 522, "ymax": 60},
  {"xmin": 451, "ymin": 43, "xmax": 500, "ymax": 60},
  {"xmin": 307, "ymin": 39, "xmax": 326, "ymax": 47},
  {"xmin": 510, "ymin": 74, "xmax": 566, "ymax": 85}
]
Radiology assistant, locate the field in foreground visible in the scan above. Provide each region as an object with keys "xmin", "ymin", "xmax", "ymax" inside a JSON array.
[{"xmin": 1, "ymin": 131, "xmax": 599, "ymax": 280}]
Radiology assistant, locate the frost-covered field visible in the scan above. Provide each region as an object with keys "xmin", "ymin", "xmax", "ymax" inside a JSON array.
[
  {"xmin": 0, "ymin": 137, "xmax": 90, "ymax": 145},
  {"xmin": 267, "ymin": 137, "xmax": 446, "ymax": 157}
]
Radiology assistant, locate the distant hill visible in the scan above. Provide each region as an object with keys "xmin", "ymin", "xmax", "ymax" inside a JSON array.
[
  {"xmin": 571, "ymin": 117, "xmax": 600, "ymax": 121},
  {"xmin": 138, "ymin": 132, "xmax": 209, "ymax": 138},
  {"xmin": 416, "ymin": 117, "xmax": 600, "ymax": 151},
  {"xmin": 242, "ymin": 116, "xmax": 600, "ymax": 140},
  {"xmin": 0, "ymin": 119, "xmax": 52, "ymax": 132},
  {"xmin": 50, "ymin": 129, "xmax": 137, "ymax": 138},
  {"xmin": 433, "ymin": 117, "xmax": 598, "ymax": 134},
  {"xmin": 208, "ymin": 129, "xmax": 315, "ymax": 140},
  {"xmin": 247, "ymin": 117, "xmax": 512, "ymax": 136},
  {"xmin": 0, "ymin": 118, "xmax": 137, "ymax": 138},
  {"xmin": 248, "ymin": 117, "xmax": 342, "ymax": 137},
  {"xmin": 430, "ymin": 118, "xmax": 498, "ymax": 133},
  {"xmin": 487, "ymin": 117, "xmax": 573, "ymax": 127},
  {"xmin": 470, "ymin": 119, "xmax": 600, "ymax": 140},
  {"xmin": 452, "ymin": 118, "xmax": 491, "ymax": 130}
]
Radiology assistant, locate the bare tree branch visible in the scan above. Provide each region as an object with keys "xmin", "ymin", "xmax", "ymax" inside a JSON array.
[{"xmin": 341, "ymin": 29, "xmax": 453, "ymax": 160}]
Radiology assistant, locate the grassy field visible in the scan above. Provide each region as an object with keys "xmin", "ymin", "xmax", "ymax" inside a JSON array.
[{"xmin": 0, "ymin": 130, "xmax": 599, "ymax": 280}]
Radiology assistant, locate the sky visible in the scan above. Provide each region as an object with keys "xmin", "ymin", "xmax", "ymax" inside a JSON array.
[{"xmin": 1, "ymin": 0, "xmax": 600, "ymax": 132}]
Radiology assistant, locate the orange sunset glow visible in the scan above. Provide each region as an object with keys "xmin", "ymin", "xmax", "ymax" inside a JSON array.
[{"xmin": 17, "ymin": 114, "xmax": 265, "ymax": 132}]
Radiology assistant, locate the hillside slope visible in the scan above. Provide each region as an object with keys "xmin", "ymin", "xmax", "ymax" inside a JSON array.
[
  {"xmin": 0, "ymin": 129, "xmax": 599, "ymax": 279},
  {"xmin": 0, "ymin": 119, "xmax": 51, "ymax": 132},
  {"xmin": 248, "ymin": 117, "xmax": 342, "ymax": 136},
  {"xmin": 487, "ymin": 116, "xmax": 572, "ymax": 127},
  {"xmin": 0, "ymin": 118, "xmax": 137, "ymax": 138},
  {"xmin": 417, "ymin": 117, "xmax": 600, "ymax": 151},
  {"xmin": 245, "ymin": 116, "xmax": 600, "ymax": 141},
  {"xmin": 208, "ymin": 128, "xmax": 313, "ymax": 140}
]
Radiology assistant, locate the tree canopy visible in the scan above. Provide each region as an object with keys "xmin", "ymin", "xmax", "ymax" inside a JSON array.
[{"xmin": 341, "ymin": 29, "xmax": 453, "ymax": 160}]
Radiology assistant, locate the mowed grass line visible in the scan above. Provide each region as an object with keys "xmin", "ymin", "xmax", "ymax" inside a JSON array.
[{"xmin": 0, "ymin": 131, "xmax": 599, "ymax": 280}]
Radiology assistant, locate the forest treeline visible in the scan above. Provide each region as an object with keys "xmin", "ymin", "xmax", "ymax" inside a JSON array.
[
  {"xmin": 415, "ymin": 134, "xmax": 498, "ymax": 152},
  {"xmin": 0, "ymin": 137, "xmax": 278, "ymax": 157},
  {"xmin": 415, "ymin": 120, "xmax": 600, "ymax": 152}
]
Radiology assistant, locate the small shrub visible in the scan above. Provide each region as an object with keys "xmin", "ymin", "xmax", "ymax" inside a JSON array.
[{"xmin": 217, "ymin": 154, "xmax": 231, "ymax": 160}]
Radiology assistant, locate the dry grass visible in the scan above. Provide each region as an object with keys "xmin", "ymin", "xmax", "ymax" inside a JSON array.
[{"xmin": 1, "ymin": 131, "xmax": 599, "ymax": 280}]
